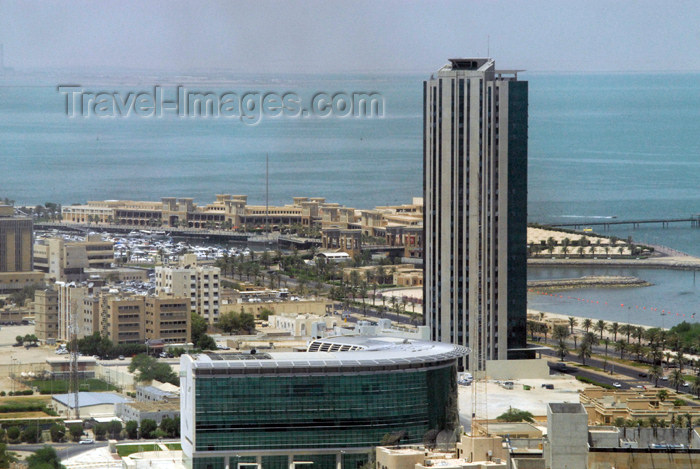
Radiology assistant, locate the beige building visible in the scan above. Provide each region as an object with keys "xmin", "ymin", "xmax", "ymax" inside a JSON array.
[
  {"xmin": 580, "ymin": 387, "xmax": 700, "ymax": 426},
  {"xmin": 145, "ymin": 295, "xmax": 191, "ymax": 344},
  {"xmin": 155, "ymin": 254, "xmax": 220, "ymax": 324},
  {"xmin": 33, "ymin": 234, "xmax": 114, "ymax": 282},
  {"xmin": 0, "ymin": 205, "xmax": 44, "ymax": 291},
  {"xmin": 321, "ymin": 227, "xmax": 362, "ymax": 256},
  {"xmin": 101, "ymin": 294, "xmax": 145, "ymax": 344},
  {"xmin": 60, "ymin": 195, "xmax": 426, "ymax": 256},
  {"xmin": 221, "ymin": 299, "xmax": 332, "ymax": 318},
  {"xmin": 34, "ymin": 288, "xmax": 59, "ymax": 341}
]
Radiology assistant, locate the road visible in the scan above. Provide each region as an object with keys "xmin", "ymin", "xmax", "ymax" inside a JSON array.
[
  {"xmin": 8, "ymin": 441, "xmax": 108, "ymax": 459},
  {"xmin": 540, "ymin": 348, "xmax": 698, "ymax": 401}
]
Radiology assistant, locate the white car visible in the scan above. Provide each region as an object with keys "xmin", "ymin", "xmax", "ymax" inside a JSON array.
[
  {"xmin": 612, "ymin": 382, "xmax": 622, "ymax": 388},
  {"xmin": 79, "ymin": 439, "xmax": 94, "ymax": 445}
]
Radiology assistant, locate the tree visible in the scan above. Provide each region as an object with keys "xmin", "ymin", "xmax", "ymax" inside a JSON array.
[
  {"xmin": 657, "ymin": 389, "xmax": 669, "ymax": 402},
  {"xmin": 615, "ymin": 340, "xmax": 627, "ymax": 359},
  {"xmin": 93, "ymin": 423, "xmax": 108, "ymax": 440},
  {"xmin": 582, "ymin": 318, "xmax": 593, "ymax": 333},
  {"xmin": 609, "ymin": 322, "xmax": 620, "ymax": 342},
  {"xmin": 26, "ymin": 445, "xmax": 64, "ymax": 469},
  {"xmin": 648, "ymin": 365, "xmax": 662, "ymax": 387},
  {"xmin": 669, "ymin": 369, "xmax": 685, "ymax": 392},
  {"xmin": 125, "ymin": 421, "xmax": 139, "ymax": 439},
  {"xmin": 108, "ymin": 420, "xmax": 123, "ymax": 440},
  {"xmin": 691, "ymin": 379, "xmax": 700, "ymax": 399},
  {"xmin": 14, "ymin": 336, "xmax": 23, "ymax": 346},
  {"xmin": 160, "ymin": 417, "xmax": 180, "ymax": 438},
  {"xmin": 620, "ymin": 324, "xmax": 633, "ymax": 344},
  {"xmin": 68, "ymin": 424, "xmax": 83, "ymax": 442},
  {"xmin": 140, "ymin": 419, "xmax": 158, "ymax": 439},
  {"xmin": 553, "ymin": 325, "xmax": 570, "ymax": 361},
  {"xmin": 0, "ymin": 443, "xmax": 17, "ymax": 469},
  {"xmin": 191, "ymin": 313, "xmax": 217, "ymax": 350},
  {"xmin": 49, "ymin": 424, "xmax": 66, "ymax": 443},
  {"xmin": 568, "ymin": 316, "xmax": 578, "ymax": 335},
  {"xmin": 595, "ymin": 320, "xmax": 607, "ymax": 340},
  {"xmin": 216, "ymin": 312, "xmax": 255, "ymax": 334},
  {"xmin": 129, "ymin": 354, "xmax": 178, "ymax": 385},
  {"xmin": 5, "ymin": 427, "xmax": 19, "ymax": 444},
  {"xmin": 21, "ymin": 424, "xmax": 39, "ymax": 443},
  {"xmin": 497, "ymin": 407, "xmax": 534, "ymax": 423}
]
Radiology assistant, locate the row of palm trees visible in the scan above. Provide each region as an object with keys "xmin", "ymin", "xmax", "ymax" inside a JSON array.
[{"xmin": 532, "ymin": 315, "xmax": 700, "ymax": 397}]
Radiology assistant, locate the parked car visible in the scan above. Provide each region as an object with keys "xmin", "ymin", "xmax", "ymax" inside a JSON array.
[
  {"xmin": 118, "ymin": 355, "xmax": 125, "ymax": 360},
  {"xmin": 79, "ymin": 439, "xmax": 94, "ymax": 445}
]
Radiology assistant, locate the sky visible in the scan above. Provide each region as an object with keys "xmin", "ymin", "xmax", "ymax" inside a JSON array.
[{"xmin": 1, "ymin": 0, "xmax": 700, "ymax": 73}]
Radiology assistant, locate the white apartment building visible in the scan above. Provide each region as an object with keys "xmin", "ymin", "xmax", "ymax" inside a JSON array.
[{"xmin": 155, "ymin": 254, "xmax": 220, "ymax": 324}]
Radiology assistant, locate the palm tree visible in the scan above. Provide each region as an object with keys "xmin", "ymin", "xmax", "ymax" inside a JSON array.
[
  {"xmin": 608, "ymin": 322, "xmax": 620, "ymax": 342},
  {"xmin": 633, "ymin": 326, "xmax": 645, "ymax": 345},
  {"xmin": 553, "ymin": 325, "xmax": 570, "ymax": 361},
  {"xmin": 595, "ymin": 320, "xmax": 607, "ymax": 340},
  {"xmin": 620, "ymin": 324, "xmax": 633, "ymax": 344},
  {"xmin": 657, "ymin": 389, "xmax": 669, "ymax": 402},
  {"xmin": 582, "ymin": 318, "xmax": 593, "ymax": 333},
  {"xmin": 676, "ymin": 349, "xmax": 686, "ymax": 372},
  {"xmin": 615, "ymin": 340, "xmax": 628, "ymax": 359},
  {"xmin": 647, "ymin": 345, "xmax": 663, "ymax": 366},
  {"xmin": 568, "ymin": 316, "xmax": 578, "ymax": 335},
  {"xmin": 669, "ymin": 369, "xmax": 685, "ymax": 392},
  {"xmin": 578, "ymin": 340, "xmax": 592, "ymax": 366},
  {"xmin": 648, "ymin": 365, "xmax": 662, "ymax": 387},
  {"xmin": 691, "ymin": 379, "xmax": 700, "ymax": 399}
]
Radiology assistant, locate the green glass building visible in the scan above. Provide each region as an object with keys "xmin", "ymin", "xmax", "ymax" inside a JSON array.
[{"xmin": 181, "ymin": 336, "xmax": 468, "ymax": 469}]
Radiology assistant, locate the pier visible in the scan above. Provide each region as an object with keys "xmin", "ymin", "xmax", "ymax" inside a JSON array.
[{"xmin": 547, "ymin": 216, "xmax": 700, "ymax": 230}]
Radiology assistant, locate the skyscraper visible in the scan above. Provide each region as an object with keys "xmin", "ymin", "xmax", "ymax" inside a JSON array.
[{"xmin": 423, "ymin": 58, "xmax": 529, "ymax": 371}]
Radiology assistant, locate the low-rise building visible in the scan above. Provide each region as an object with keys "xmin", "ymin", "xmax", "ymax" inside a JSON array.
[
  {"xmin": 46, "ymin": 356, "xmax": 97, "ymax": 379},
  {"xmin": 580, "ymin": 387, "xmax": 700, "ymax": 426},
  {"xmin": 33, "ymin": 235, "xmax": 114, "ymax": 282},
  {"xmin": 52, "ymin": 391, "xmax": 130, "ymax": 419},
  {"xmin": 116, "ymin": 399, "xmax": 180, "ymax": 425}
]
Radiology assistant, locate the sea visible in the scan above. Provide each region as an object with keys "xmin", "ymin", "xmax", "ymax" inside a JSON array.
[{"xmin": 1, "ymin": 69, "xmax": 699, "ymax": 327}]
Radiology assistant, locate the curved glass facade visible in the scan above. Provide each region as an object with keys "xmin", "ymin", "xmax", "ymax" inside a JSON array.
[{"xmin": 194, "ymin": 364, "xmax": 457, "ymax": 452}]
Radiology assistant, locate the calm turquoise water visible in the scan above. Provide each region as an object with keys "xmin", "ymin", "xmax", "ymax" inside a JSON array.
[{"xmin": 2, "ymin": 70, "xmax": 699, "ymax": 324}]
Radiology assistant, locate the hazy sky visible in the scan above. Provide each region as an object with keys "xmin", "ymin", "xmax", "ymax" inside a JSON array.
[{"xmin": 2, "ymin": 0, "xmax": 700, "ymax": 73}]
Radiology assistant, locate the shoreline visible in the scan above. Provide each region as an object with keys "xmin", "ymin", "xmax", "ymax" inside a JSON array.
[
  {"xmin": 527, "ymin": 308, "xmax": 660, "ymax": 333},
  {"xmin": 528, "ymin": 275, "xmax": 651, "ymax": 290}
]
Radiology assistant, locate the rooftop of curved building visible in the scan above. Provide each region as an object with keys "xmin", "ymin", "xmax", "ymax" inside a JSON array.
[{"xmin": 186, "ymin": 336, "xmax": 469, "ymax": 373}]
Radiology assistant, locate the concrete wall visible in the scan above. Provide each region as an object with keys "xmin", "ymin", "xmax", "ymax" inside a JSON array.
[
  {"xmin": 589, "ymin": 450, "xmax": 700, "ymax": 469},
  {"xmin": 486, "ymin": 359, "xmax": 550, "ymax": 380}
]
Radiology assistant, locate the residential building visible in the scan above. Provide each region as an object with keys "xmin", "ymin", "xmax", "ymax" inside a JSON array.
[
  {"xmin": 155, "ymin": 254, "xmax": 220, "ymax": 325},
  {"xmin": 101, "ymin": 294, "xmax": 145, "ymax": 344},
  {"xmin": 55, "ymin": 281, "xmax": 100, "ymax": 341},
  {"xmin": 0, "ymin": 205, "xmax": 43, "ymax": 291},
  {"xmin": 180, "ymin": 336, "xmax": 468, "ymax": 469},
  {"xmin": 145, "ymin": 294, "xmax": 191, "ymax": 344},
  {"xmin": 34, "ymin": 288, "xmax": 59, "ymax": 341},
  {"xmin": 423, "ymin": 58, "xmax": 529, "ymax": 370}
]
